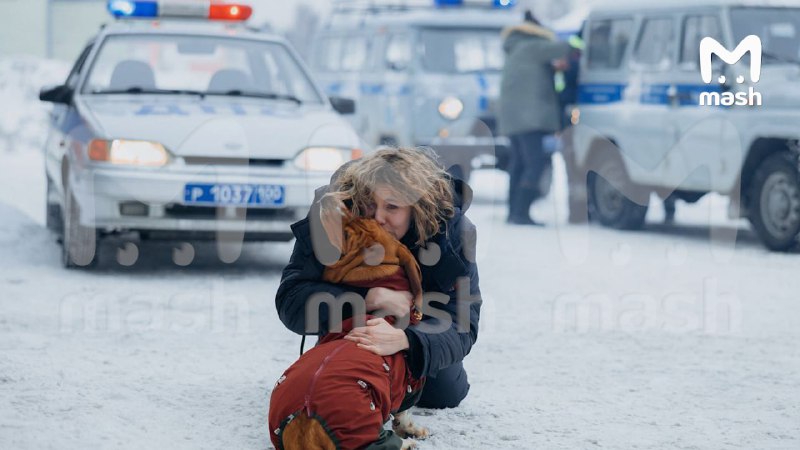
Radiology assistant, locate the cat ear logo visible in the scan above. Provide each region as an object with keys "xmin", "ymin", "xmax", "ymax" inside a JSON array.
[
  {"xmin": 700, "ymin": 35, "xmax": 762, "ymax": 83},
  {"xmin": 698, "ymin": 35, "xmax": 762, "ymax": 106}
]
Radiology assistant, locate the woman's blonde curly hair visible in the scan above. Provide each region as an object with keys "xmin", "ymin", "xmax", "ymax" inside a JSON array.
[{"xmin": 322, "ymin": 147, "xmax": 455, "ymax": 246}]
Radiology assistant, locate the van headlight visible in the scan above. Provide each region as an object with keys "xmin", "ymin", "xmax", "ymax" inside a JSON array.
[
  {"xmin": 88, "ymin": 139, "xmax": 169, "ymax": 166},
  {"xmin": 294, "ymin": 147, "xmax": 363, "ymax": 172},
  {"xmin": 438, "ymin": 96, "xmax": 463, "ymax": 120}
]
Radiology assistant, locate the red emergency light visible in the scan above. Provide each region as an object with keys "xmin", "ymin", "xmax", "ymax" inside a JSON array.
[{"xmin": 209, "ymin": 2, "xmax": 252, "ymax": 21}]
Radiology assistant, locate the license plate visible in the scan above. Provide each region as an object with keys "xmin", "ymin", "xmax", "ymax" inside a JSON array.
[{"xmin": 183, "ymin": 183, "xmax": 285, "ymax": 207}]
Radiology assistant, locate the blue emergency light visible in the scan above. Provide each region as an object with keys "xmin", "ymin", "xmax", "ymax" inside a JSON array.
[
  {"xmin": 108, "ymin": 0, "xmax": 157, "ymax": 17},
  {"xmin": 433, "ymin": 0, "xmax": 515, "ymax": 8},
  {"xmin": 108, "ymin": 0, "xmax": 252, "ymax": 20}
]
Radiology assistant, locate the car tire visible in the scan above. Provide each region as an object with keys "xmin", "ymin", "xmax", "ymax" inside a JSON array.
[
  {"xmin": 747, "ymin": 152, "xmax": 800, "ymax": 251},
  {"xmin": 45, "ymin": 176, "xmax": 63, "ymax": 233},
  {"xmin": 62, "ymin": 186, "xmax": 99, "ymax": 268},
  {"xmin": 588, "ymin": 156, "xmax": 649, "ymax": 230}
]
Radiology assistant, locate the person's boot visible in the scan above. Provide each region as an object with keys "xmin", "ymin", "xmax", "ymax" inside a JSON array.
[
  {"xmin": 508, "ymin": 216, "xmax": 545, "ymax": 226},
  {"xmin": 664, "ymin": 197, "xmax": 676, "ymax": 224},
  {"xmin": 506, "ymin": 187, "xmax": 519, "ymax": 223},
  {"xmin": 507, "ymin": 187, "xmax": 544, "ymax": 226}
]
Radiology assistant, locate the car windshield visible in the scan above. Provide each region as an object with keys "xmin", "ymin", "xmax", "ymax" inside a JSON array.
[
  {"xmin": 730, "ymin": 7, "xmax": 800, "ymax": 64},
  {"xmin": 419, "ymin": 28, "xmax": 504, "ymax": 73},
  {"xmin": 83, "ymin": 34, "xmax": 323, "ymax": 103}
]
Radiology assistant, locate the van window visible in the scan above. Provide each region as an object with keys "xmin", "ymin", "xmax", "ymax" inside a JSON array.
[
  {"xmin": 419, "ymin": 28, "xmax": 503, "ymax": 73},
  {"xmin": 315, "ymin": 37, "xmax": 344, "ymax": 71},
  {"xmin": 386, "ymin": 34, "xmax": 412, "ymax": 71},
  {"xmin": 680, "ymin": 15, "xmax": 722, "ymax": 68},
  {"xmin": 342, "ymin": 37, "xmax": 369, "ymax": 72},
  {"xmin": 587, "ymin": 18, "xmax": 634, "ymax": 69},
  {"xmin": 633, "ymin": 17, "xmax": 675, "ymax": 68},
  {"xmin": 731, "ymin": 7, "xmax": 800, "ymax": 65}
]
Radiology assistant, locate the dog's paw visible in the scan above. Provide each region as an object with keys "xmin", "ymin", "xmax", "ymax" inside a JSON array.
[
  {"xmin": 393, "ymin": 424, "xmax": 430, "ymax": 439},
  {"xmin": 393, "ymin": 411, "xmax": 430, "ymax": 440},
  {"xmin": 408, "ymin": 426, "xmax": 430, "ymax": 439},
  {"xmin": 400, "ymin": 438, "xmax": 418, "ymax": 450}
]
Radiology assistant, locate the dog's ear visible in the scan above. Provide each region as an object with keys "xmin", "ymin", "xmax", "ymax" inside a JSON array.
[{"xmin": 319, "ymin": 196, "xmax": 352, "ymax": 253}]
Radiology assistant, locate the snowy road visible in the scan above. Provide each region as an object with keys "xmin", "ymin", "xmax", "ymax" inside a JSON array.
[{"xmin": 1, "ymin": 148, "xmax": 799, "ymax": 449}]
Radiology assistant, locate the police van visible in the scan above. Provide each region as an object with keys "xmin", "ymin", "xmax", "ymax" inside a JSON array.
[
  {"xmin": 572, "ymin": 0, "xmax": 800, "ymax": 250},
  {"xmin": 39, "ymin": 0, "xmax": 362, "ymax": 267},
  {"xmin": 310, "ymin": 0, "xmax": 517, "ymax": 180}
]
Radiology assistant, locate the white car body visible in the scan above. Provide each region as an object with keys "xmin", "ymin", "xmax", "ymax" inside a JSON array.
[
  {"xmin": 571, "ymin": 0, "xmax": 800, "ymax": 250},
  {"xmin": 42, "ymin": 19, "xmax": 362, "ymax": 266}
]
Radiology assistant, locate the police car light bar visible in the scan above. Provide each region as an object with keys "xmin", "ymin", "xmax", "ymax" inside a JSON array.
[
  {"xmin": 108, "ymin": 0, "xmax": 253, "ymax": 21},
  {"xmin": 434, "ymin": 0, "xmax": 515, "ymax": 8}
]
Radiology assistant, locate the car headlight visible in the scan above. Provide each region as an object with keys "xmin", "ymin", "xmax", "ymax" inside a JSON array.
[
  {"xmin": 88, "ymin": 139, "xmax": 169, "ymax": 167},
  {"xmin": 294, "ymin": 147, "xmax": 363, "ymax": 172},
  {"xmin": 438, "ymin": 96, "xmax": 463, "ymax": 121}
]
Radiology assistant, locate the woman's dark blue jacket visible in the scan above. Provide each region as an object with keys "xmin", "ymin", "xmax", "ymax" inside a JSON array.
[{"xmin": 274, "ymin": 176, "xmax": 481, "ymax": 379}]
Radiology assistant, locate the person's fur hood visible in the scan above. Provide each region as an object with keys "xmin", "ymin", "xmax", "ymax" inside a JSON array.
[{"xmin": 501, "ymin": 22, "xmax": 555, "ymax": 42}]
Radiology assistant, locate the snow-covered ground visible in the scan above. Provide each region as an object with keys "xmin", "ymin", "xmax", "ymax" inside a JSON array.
[{"xmin": 1, "ymin": 58, "xmax": 799, "ymax": 449}]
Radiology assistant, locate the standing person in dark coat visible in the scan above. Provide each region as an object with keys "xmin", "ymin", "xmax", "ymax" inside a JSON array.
[
  {"xmin": 274, "ymin": 147, "xmax": 481, "ymax": 410},
  {"xmin": 499, "ymin": 10, "xmax": 572, "ymax": 225}
]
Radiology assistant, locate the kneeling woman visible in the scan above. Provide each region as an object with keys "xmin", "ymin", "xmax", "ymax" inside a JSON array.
[{"xmin": 272, "ymin": 148, "xmax": 482, "ymax": 443}]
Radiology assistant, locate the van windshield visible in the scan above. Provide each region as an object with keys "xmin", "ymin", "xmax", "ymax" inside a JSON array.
[
  {"xmin": 419, "ymin": 28, "xmax": 503, "ymax": 73},
  {"xmin": 730, "ymin": 7, "xmax": 800, "ymax": 64}
]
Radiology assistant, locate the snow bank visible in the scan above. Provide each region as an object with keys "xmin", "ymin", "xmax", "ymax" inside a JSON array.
[{"xmin": 0, "ymin": 57, "xmax": 70, "ymax": 153}]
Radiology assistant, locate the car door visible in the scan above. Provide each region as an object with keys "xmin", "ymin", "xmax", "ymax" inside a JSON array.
[
  {"xmin": 670, "ymin": 12, "xmax": 735, "ymax": 192},
  {"xmin": 45, "ymin": 42, "xmax": 93, "ymax": 195},
  {"xmin": 623, "ymin": 15, "xmax": 681, "ymax": 185},
  {"xmin": 576, "ymin": 15, "xmax": 635, "ymax": 168}
]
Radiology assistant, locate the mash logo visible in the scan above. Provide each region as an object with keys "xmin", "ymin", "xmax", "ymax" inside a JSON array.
[{"xmin": 699, "ymin": 35, "xmax": 762, "ymax": 106}]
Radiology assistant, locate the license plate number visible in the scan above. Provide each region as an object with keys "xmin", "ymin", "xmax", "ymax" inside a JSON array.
[{"xmin": 183, "ymin": 183, "xmax": 285, "ymax": 207}]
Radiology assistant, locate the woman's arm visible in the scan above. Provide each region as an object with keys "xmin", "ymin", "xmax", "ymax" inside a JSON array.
[
  {"xmin": 275, "ymin": 217, "xmax": 367, "ymax": 335},
  {"xmin": 343, "ymin": 262, "xmax": 481, "ymax": 377},
  {"xmin": 404, "ymin": 262, "xmax": 481, "ymax": 378}
]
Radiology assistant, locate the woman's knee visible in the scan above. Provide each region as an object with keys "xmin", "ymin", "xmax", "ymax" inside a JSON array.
[{"xmin": 416, "ymin": 365, "xmax": 470, "ymax": 409}]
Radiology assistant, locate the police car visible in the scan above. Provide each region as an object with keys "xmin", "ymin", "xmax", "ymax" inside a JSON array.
[
  {"xmin": 39, "ymin": 0, "xmax": 362, "ymax": 268},
  {"xmin": 571, "ymin": 0, "xmax": 800, "ymax": 250},
  {"xmin": 310, "ymin": 0, "xmax": 516, "ymax": 180}
]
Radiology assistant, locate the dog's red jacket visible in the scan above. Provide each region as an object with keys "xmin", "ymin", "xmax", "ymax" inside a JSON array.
[
  {"xmin": 269, "ymin": 317, "xmax": 423, "ymax": 449},
  {"xmin": 269, "ymin": 217, "xmax": 425, "ymax": 449}
]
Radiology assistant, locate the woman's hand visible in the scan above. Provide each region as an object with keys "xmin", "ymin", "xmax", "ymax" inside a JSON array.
[
  {"xmin": 365, "ymin": 287, "xmax": 413, "ymax": 317},
  {"xmin": 345, "ymin": 318, "xmax": 410, "ymax": 356}
]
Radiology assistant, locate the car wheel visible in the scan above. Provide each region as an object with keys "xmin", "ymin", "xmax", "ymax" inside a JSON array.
[
  {"xmin": 748, "ymin": 152, "xmax": 800, "ymax": 251},
  {"xmin": 62, "ymin": 186, "xmax": 99, "ymax": 268},
  {"xmin": 588, "ymin": 157, "xmax": 649, "ymax": 230},
  {"xmin": 45, "ymin": 176, "xmax": 63, "ymax": 233}
]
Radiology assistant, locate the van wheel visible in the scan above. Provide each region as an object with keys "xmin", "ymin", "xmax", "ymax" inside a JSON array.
[
  {"xmin": 46, "ymin": 176, "xmax": 63, "ymax": 233},
  {"xmin": 588, "ymin": 157, "xmax": 648, "ymax": 230},
  {"xmin": 62, "ymin": 186, "xmax": 99, "ymax": 268},
  {"xmin": 748, "ymin": 152, "xmax": 800, "ymax": 251}
]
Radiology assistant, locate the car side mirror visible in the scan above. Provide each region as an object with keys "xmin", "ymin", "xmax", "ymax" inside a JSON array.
[
  {"xmin": 387, "ymin": 61, "xmax": 408, "ymax": 72},
  {"xmin": 39, "ymin": 84, "xmax": 74, "ymax": 105},
  {"xmin": 330, "ymin": 96, "xmax": 355, "ymax": 115}
]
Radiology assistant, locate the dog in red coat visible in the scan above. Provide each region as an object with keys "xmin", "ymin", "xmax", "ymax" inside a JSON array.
[{"xmin": 269, "ymin": 213, "xmax": 429, "ymax": 450}]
